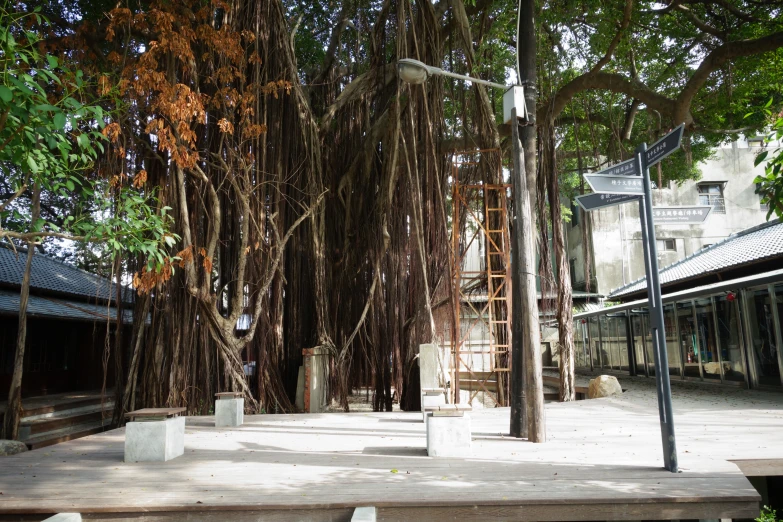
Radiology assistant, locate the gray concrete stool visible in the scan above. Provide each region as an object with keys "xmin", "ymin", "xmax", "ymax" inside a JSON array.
[
  {"xmin": 124, "ymin": 407, "xmax": 186, "ymax": 462},
  {"xmin": 215, "ymin": 392, "xmax": 244, "ymax": 428},
  {"xmin": 426, "ymin": 404, "xmax": 472, "ymax": 458},
  {"xmin": 421, "ymin": 387, "xmax": 446, "ymax": 422}
]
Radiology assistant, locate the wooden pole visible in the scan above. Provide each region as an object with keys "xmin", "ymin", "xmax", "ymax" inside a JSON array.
[
  {"xmin": 509, "ymin": 111, "xmax": 527, "ymax": 438},
  {"xmin": 510, "ymin": 0, "xmax": 545, "ymax": 442}
]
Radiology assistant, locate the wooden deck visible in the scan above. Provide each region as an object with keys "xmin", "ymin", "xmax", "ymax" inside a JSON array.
[{"xmin": 0, "ymin": 377, "xmax": 780, "ymax": 521}]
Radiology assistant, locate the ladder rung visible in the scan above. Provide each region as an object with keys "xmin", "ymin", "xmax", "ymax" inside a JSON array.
[
  {"xmin": 486, "ymin": 229, "xmax": 504, "ymax": 233},
  {"xmin": 487, "ymin": 208, "xmax": 505, "ymax": 211}
]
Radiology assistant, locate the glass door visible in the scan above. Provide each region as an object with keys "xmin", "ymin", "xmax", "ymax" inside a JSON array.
[
  {"xmin": 630, "ymin": 312, "xmax": 648, "ymax": 376},
  {"xmin": 695, "ymin": 297, "xmax": 721, "ymax": 381},
  {"xmin": 662, "ymin": 304, "xmax": 681, "ymax": 377},
  {"xmin": 715, "ymin": 293, "xmax": 746, "ymax": 383},
  {"xmin": 745, "ymin": 287, "xmax": 781, "ymax": 387},
  {"xmin": 677, "ymin": 301, "xmax": 700, "ymax": 379}
]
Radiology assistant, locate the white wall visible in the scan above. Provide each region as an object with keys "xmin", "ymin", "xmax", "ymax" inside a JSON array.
[{"xmin": 568, "ymin": 143, "xmax": 773, "ymax": 295}]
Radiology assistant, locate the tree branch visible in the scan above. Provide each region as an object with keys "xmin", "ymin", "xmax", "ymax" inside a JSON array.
[
  {"xmin": 542, "ymin": 72, "xmax": 677, "ymax": 123},
  {"xmin": 588, "ymin": 0, "xmax": 634, "ymax": 74},
  {"xmin": 675, "ymin": 30, "xmax": 783, "ymax": 124}
]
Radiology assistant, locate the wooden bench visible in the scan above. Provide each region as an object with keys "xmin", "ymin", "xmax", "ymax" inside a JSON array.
[
  {"xmin": 425, "ymin": 404, "xmax": 473, "ymax": 458},
  {"xmin": 124, "ymin": 407, "xmax": 186, "ymax": 463},
  {"xmin": 214, "ymin": 392, "xmax": 244, "ymax": 428},
  {"xmin": 427, "ymin": 404, "xmax": 472, "ymax": 416},
  {"xmin": 125, "ymin": 407, "xmax": 185, "ymax": 422},
  {"xmin": 215, "ymin": 391, "xmax": 243, "ymax": 399},
  {"xmin": 421, "ymin": 387, "xmax": 446, "ymax": 395}
]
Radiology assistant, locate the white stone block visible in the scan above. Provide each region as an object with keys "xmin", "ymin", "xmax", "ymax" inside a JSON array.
[
  {"xmin": 351, "ymin": 506, "xmax": 377, "ymax": 522},
  {"xmin": 418, "ymin": 343, "xmax": 440, "ymax": 390},
  {"xmin": 43, "ymin": 515, "xmax": 81, "ymax": 522},
  {"xmin": 125, "ymin": 416, "xmax": 185, "ymax": 462},
  {"xmin": 421, "ymin": 392, "xmax": 445, "ymax": 409},
  {"xmin": 426, "ymin": 414, "xmax": 471, "ymax": 458},
  {"xmin": 215, "ymin": 398, "xmax": 244, "ymax": 427}
]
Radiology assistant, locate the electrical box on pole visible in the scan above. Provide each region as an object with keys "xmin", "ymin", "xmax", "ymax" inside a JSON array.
[{"xmin": 503, "ymin": 86, "xmax": 526, "ymax": 124}]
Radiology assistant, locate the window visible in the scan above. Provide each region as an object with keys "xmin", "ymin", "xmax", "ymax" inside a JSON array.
[
  {"xmin": 571, "ymin": 202, "xmax": 580, "ymax": 227},
  {"xmin": 756, "ymin": 183, "xmax": 770, "ymax": 210},
  {"xmin": 698, "ymin": 183, "xmax": 726, "ymax": 214},
  {"xmin": 656, "ymin": 238, "xmax": 676, "ymax": 251}
]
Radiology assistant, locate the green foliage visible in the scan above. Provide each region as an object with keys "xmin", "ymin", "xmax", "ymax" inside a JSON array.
[
  {"xmin": 757, "ymin": 505, "xmax": 779, "ymax": 522},
  {"xmin": 753, "ymin": 100, "xmax": 783, "ymax": 219},
  {"xmin": 0, "ymin": 2, "xmax": 176, "ymax": 272}
]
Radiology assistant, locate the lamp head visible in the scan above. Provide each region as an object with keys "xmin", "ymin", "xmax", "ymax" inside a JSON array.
[{"xmin": 397, "ymin": 58, "xmax": 430, "ymax": 85}]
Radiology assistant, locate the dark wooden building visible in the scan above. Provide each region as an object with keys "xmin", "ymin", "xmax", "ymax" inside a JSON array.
[{"xmin": 0, "ymin": 245, "xmax": 131, "ymax": 397}]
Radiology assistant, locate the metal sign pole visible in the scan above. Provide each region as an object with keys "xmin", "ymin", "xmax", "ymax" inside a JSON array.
[{"xmin": 635, "ymin": 143, "xmax": 678, "ymax": 473}]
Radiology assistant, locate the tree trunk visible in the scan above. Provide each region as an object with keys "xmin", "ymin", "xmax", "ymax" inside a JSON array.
[
  {"xmin": 544, "ymin": 125, "xmax": 576, "ymax": 402},
  {"xmin": 3, "ymin": 184, "xmax": 40, "ymax": 440},
  {"xmin": 510, "ymin": 0, "xmax": 545, "ymax": 442}
]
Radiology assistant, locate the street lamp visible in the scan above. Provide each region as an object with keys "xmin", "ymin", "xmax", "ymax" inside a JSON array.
[
  {"xmin": 397, "ymin": 58, "xmax": 544, "ymax": 442},
  {"xmin": 398, "ymin": 58, "xmax": 508, "ymax": 90},
  {"xmin": 397, "ymin": 59, "xmax": 526, "ymax": 123}
]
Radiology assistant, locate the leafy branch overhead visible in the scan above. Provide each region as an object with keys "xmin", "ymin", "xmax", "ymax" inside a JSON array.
[
  {"xmin": 0, "ymin": 0, "xmax": 780, "ymax": 421},
  {"xmin": 0, "ymin": 3, "xmax": 175, "ymax": 272}
]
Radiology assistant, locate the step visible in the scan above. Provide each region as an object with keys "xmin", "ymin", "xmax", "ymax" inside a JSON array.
[
  {"xmin": 21, "ymin": 396, "xmax": 111, "ymax": 418},
  {"xmin": 20, "ymin": 404, "xmax": 113, "ymax": 437},
  {"xmin": 25, "ymin": 418, "xmax": 114, "ymax": 450},
  {"xmin": 22, "ymin": 400, "xmax": 115, "ymax": 423}
]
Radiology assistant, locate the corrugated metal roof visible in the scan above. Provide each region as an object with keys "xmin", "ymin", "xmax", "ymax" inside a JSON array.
[
  {"xmin": 0, "ymin": 246, "xmax": 124, "ymax": 302},
  {"xmin": 0, "ymin": 290, "xmax": 133, "ymax": 324},
  {"xmin": 608, "ymin": 219, "xmax": 783, "ymax": 299}
]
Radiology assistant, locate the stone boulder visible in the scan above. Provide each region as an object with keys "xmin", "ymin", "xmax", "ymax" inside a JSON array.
[
  {"xmin": 0, "ymin": 439, "xmax": 28, "ymax": 456},
  {"xmin": 588, "ymin": 375, "xmax": 623, "ymax": 399}
]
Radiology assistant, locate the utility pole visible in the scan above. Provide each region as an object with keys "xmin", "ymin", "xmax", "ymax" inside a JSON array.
[{"xmin": 510, "ymin": 0, "xmax": 545, "ymax": 442}]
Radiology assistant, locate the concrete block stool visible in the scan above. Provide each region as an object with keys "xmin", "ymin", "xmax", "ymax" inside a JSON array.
[
  {"xmin": 124, "ymin": 407, "xmax": 186, "ymax": 462},
  {"xmin": 421, "ymin": 387, "xmax": 446, "ymax": 422},
  {"xmin": 215, "ymin": 392, "xmax": 244, "ymax": 428},
  {"xmin": 426, "ymin": 404, "xmax": 472, "ymax": 458}
]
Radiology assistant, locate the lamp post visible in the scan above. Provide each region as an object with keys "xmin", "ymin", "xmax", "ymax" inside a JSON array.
[{"xmin": 397, "ymin": 58, "xmax": 545, "ymax": 442}]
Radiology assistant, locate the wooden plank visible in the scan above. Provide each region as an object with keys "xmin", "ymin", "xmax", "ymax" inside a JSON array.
[
  {"xmin": 0, "ymin": 378, "xmax": 779, "ymax": 521},
  {"xmin": 125, "ymin": 408, "xmax": 186, "ymax": 419},
  {"xmin": 730, "ymin": 459, "xmax": 783, "ymax": 477},
  {"xmin": 377, "ymin": 501, "xmax": 759, "ymax": 522}
]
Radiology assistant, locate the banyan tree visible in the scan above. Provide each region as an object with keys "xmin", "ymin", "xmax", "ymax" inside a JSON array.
[{"xmin": 5, "ymin": 0, "xmax": 782, "ymax": 426}]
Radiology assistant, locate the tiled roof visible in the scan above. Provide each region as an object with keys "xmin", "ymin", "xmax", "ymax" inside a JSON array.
[
  {"xmin": 608, "ymin": 219, "xmax": 783, "ymax": 299},
  {"xmin": 0, "ymin": 290, "xmax": 133, "ymax": 324},
  {"xmin": 0, "ymin": 245, "xmax": 124, "ymax": 303}
]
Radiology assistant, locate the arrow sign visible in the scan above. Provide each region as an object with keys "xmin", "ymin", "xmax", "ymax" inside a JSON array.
[
  {"xmin": 593, "ymin": 157, "xmax": 641, "ymax": 177},
  {"xmin": 576, "ymin": 192, "xmax": 640, "ymax": 211},
  {"xmin": 584, "ymin": 173, "xmax": 644, "ymax": 195},
  {"xmin": 645, "ymin": 124, "xmax": 684, "ymax": 167},
  {"xmin": 652, "ymin": 205, "xmax": 712, "ymax": 224}
]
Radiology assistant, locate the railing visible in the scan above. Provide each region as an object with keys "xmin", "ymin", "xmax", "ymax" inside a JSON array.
[{"xmin": 698, "ymin": 195, "xmax": 726, "ymax": 214}]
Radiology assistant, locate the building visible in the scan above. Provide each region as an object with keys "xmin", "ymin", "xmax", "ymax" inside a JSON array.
[
  {"xmin": 572, "ymin": 219, "xmax": 783, "ymax": 390},
  {"xmin": 0, "ymin": 245, "xmax": 131, "ymax": 397},
  {"xmin": 567, "ymin": 141, "xmax": 772, "ymax": 295}
]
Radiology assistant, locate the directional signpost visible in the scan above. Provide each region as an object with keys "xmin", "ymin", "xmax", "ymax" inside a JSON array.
[
  {"xmin": 584, "ymin": 173, "xmax": 644, "ymax": 195},
  {"xmin": 652, "ymin": 206, "xmax": 712, "ymax": 224},
  {"xmin": 575, "ymin": 192, "xmax": 639, "ymax": 212},
  {"xmin": 576, "ymin": 124, "xmax": 687, "ymax": 473}
]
